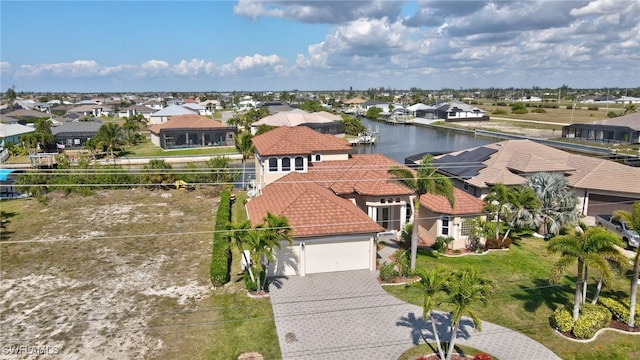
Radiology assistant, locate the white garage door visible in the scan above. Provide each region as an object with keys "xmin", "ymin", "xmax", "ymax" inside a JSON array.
[{"xmin": 305, "ymin": 240, "xmax": 371, "ymax": 274}]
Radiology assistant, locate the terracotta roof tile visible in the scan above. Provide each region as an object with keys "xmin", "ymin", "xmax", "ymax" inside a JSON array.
[
  {"xmin": 306, "ymin": 154, "xmax": 415, "ymax": 196},
  {"xmin": 420, "ymin": 187, "xmax": 485, "ymax": 215},
  {"xmin": 246, "ymin": 172, "xmax": 383, "ymax": 237},
  {"xmin": 252, "ymin": 126, "xmax": 352, "ymax": 156},
  {"xmin": 147, "ymin": 114, "xmax": 228, "ymax": 134}
]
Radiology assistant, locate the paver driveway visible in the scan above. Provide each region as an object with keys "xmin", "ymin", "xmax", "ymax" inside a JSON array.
[{"xmin": 269, "ymin": 270, "xmax": 561, "ymax": 360}]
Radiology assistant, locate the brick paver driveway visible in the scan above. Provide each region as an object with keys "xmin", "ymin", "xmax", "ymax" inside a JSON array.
[{"xmin": 269, "ymin": 270, "xmax": 560, "ymax": 360}]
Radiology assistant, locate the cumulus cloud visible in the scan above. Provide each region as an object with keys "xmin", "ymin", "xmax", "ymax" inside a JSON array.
[
  {"xmin": 234, "ymin": 0, "xmax": 402, "ymax": 24},
  {"xmin": 219, "ymin": 54, "xmax": 287, "ymax": 75},
  {"xmin": 171, "ymin": 59, "xmax": 216, "ymax": 76},
  {"xmin": 570, "ymin": 0, "xmax": 632, "ymax": 16},
  {"xmin": 0, "ymin": 62, "xmax": 11, "ymax": 73}
]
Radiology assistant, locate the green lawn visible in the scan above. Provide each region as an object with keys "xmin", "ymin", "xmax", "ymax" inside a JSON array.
[
  {"xmin": 384, "ymin": 237, "xmax": 640, "ymax": 360},
  {"xmin": 123, "ymin": 141, "xmax": 238, "ymax": 157},
  {"xmin": 203, "ymin": 190, "xmax": 281, "ymax": 360}
]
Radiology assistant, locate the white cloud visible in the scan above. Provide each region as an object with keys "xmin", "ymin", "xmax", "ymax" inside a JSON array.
[
  {"xmin": 0, "ymin": 62, "xmax": 11, "ymax": 73},
  {"xmin": 570, "ymin": 0, "xmax": 632, "ymax": 16},
  {"xmin": 141, "ymin": 60, "xmax": 169, "ymax": 71},
  {"xmin": 234, "ymin": 0, "xmax": 402, "ymax": 24},
  {"xmin": 171, "ymin": 59, "xmax": 216, "ymax": 76},
  {"xmin": 219, "ymin": 54, "xmax": 287, "ymax": 75}
]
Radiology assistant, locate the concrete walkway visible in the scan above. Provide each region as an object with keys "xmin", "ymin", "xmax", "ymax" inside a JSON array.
[{"xmin": 269, "ymin": 270, "xmax": 560, "ymax": 360}]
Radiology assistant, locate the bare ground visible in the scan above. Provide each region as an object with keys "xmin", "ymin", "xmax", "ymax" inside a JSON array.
[{"xmin": 0, "ymin": 188, "xmax": 223, "ymax": 360}]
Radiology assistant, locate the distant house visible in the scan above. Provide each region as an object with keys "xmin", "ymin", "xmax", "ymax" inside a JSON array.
[
  {"xmin": 147, "ymin": 114, "xmax": 236, "ymax": 149},
  {"xmin": 68, "ymin": 104, "xmax": 114, "ymax": 118},
  {"xmin": 562, "ymin": 113, "xmax": 640, "ymax": 144},
  {"xmin": 426, "ymin": 139, "xmax": 640, "ymax": 217},
  {"xmin": 148, "ymin": 105, "xmax": 197, "ymax": 125},
  {"xmin": 142, "ymin": 100, "xmax": 164, "ymax": 110},
  {"xmin": 1, "ymin": 123, "xmax": 36, "ymax": 147},
  {"xmin": 117, "ymin": 105, "xmax": 154, "ymax": 119},
  {"xmin": 431, "ymin": 101, "xmax": 489, "ymax": 121},
  {"xmin": 417, "ymin": 188, "xmax": 486, "ymax": 251},
  {"xmin": 182, "ymin": 103, "xmax": 210, "ymax": 116},
  {"xmin": 52, "ymin": 120, "xmax": 102, "ymax": 148},
  {"xmin": 251, "ymin": 109, "xmax": 344, "ymax": 135}
]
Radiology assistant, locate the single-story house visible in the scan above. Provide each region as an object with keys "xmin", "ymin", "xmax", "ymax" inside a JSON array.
[
  {"xmin": 1, "ymin": 123, "xmax": 36, "ymax": 147},
  {"xmin": 52, "ymin": 120, "xmax": 102, "ymax": 148},
  {"xmin": 148, "ymin": 105, "xmax": 197, "ymax": 125},
  {"xmin": 147, "ymin": 114, "xmax": 236, "ymax": 149},
  {"xmin": 431, "ymin": 101, "xmax": 489, "ymax": 121},
  {"xmin": 562, "ymin": 112, "xmax": 640, "ymax": 144},
  {"xmin": 117, "ymin": 105, "xmax": 155, "ymax": 119},
  {"xmin": 68, "ymin": 105, "xmax": 114, "ymax": 118},
  {"xmin": 417, "ymin": 188, "xmax": 486, "ymax": 251},
  {"xmin": 427, "ymin": 139, "xmax": 640, "ymax": 217},
  {"xmin": 251, "ymin": 109, "xmax": 344, "ymax": 135},
  {"xmin": 246, "ymin": 172, "xmax": 383, "ymax": 276}
]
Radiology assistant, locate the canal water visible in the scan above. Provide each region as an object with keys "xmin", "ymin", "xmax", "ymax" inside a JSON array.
[{"xmin": 354, "ymin": 118, "xmax": 495, "ymax": 163}]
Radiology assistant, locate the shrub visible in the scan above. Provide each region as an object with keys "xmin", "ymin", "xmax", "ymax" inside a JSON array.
[
  {"xmin": 210, "ymin": 190, "xmax": 232, "ymax": 287},
  {"xmin": 485, "ymin": 237, "xmax": 510, "ymax": 250},
  {"xmin": 243, "ymin": 270, "xmax": 257, "ymax": 292},
  {"xmin": 552, "ymin": 307, "xmax": 573, "ymax": 332},
  {"xmin": 588, "ymin": 105, "xmax": 599, "ymax": 111},
  {"xmin": 599, "ymin": 297, "xmax": 640, "ymax": 323},
  {"xmin": 512, "ymin": 108, "xmax": 528, "ymax": 114},
  {"xmin": 531, "ymin": 108, "xmax": 547, "ymax": 113},
  {"xmin": 607, "ymin": 111, "xmax": 621, "ymax": 118},
  {"xmin": 473, "ymin": 353, "xmax": 492, "ymax": 360},
  {"xmin": 379, "ymin": 262, "xmax": 398, "ymax": 282},
  {"xmin": 511, "ymin": 102, "xmax": 526, "ymax": 112},
  {"xmin": 396, "ymin": 250, "xmax": 413, "ymax": 278},
  {"xmin": 491, "ymin": 109, "xmax": 508, "ymax": 115},
  {"xmin": 433, "ymin": 236, "xmax": 454, "ymax": 253},
  {"xmin": 573, "ymin": 304, "xmax": 612, "ymax": 339}
]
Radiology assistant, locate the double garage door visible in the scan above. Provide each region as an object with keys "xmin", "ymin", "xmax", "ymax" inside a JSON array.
[{"xmin": 270, "ymin": 238, "xmax": 374, "ymax": 276}]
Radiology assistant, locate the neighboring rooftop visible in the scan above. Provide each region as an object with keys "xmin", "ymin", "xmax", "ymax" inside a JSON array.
[
  {"xmin": 420, "ymin": 187, "xmax": 485, "ymax": 215},
  {"xmin": 252, "ymin": 126, "xmax": 352, "ymax": 156},
  {"xmin": 147, "ymin": 114, "xmax": 228, "ymax": 133},
  {"xmin": 252, "ymin": 110, "xmax": 341, "ymax": 128}
]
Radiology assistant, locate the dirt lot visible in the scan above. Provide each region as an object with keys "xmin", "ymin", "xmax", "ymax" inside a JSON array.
[
  {"xmin": 1, "ymin": 188, "xmax": 224, "ymax": 359},
  {"xmin": 443, "ymin": 120, "xmax": 560, "ymax": 139}
]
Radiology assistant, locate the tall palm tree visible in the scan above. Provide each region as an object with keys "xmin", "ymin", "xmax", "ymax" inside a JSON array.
[
  {"xmin": 389, "ymin": 155, "xmax": 454, "ymax": 270},
  {"xmin": 444, "ymin": 268, "xmax": 495, "ymax": 360},
  {"xmin": 225, "ymin": 220, "xmax": 255, "ymax": 283},
  {"xmin": 525, "ymin": 172, "xmax": 580, "ymax": 235},
  {"xmin": 417, "ymin": 267, "xmax": 448, "ymax": 360},
  {"xmin": 548, "ymin": 227, "xmax": 626, "ymax": 322},
  {"xmin": 613, "ymin": 201, "xmax": 640, "ymax": 327},
  {"xmin": 234, "ymin": 130, "xmax": 254, "ymax": 190}
]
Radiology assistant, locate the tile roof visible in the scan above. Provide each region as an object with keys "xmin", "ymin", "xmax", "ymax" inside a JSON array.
[
  {"xmin": 437, "ymin": 139, "xmax": 640, "ymax": 196},
  {"xmin": 246, "ymin": 172, "xmax": 383, "ymax": 237},
  {"xmin": 252, "ymin": 126, "xmax": 352, "ymax": 156},
  {"xmin": 147, "ymin": 114, "xmax": 229, "ymax": 134},
  {"xmin": 420, "ymin": 187, "xmax": 485, "ymax": 215},
  {"xmin": 252, "ymin": 110, "xmax": 341, "ymax": 127},
  {"xmin": 305, "ymin": 154, "xmax": 415, "ymax": 196}
]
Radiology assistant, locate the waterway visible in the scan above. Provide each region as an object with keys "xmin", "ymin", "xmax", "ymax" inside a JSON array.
[{"xmin": 354, "ymin": 118, "xmax": 495, "ymax": 163}]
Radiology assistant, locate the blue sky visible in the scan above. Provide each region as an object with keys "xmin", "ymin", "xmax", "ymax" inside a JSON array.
[{"xmin": 1, "ymin": 0, "xmax": 639, "ymax": 92}]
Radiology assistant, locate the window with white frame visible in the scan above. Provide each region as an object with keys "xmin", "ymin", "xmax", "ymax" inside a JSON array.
[
  {"xmin": 268, "ymin": 158, "xmax": 278, "ymax": 172},
  {"xmin": 461, "ymin": 219, "xmax": 474, "ymax": 236},
  {"xmin": 282, "ymin": 157, "xmax": 291, "ymax": 171},
  {"xmin": 294, "ymin": 156, "xmax": 304, "ymax": 171},
  {"xmin": 441, "ymin": 216, "xmax": 450, "ymax": 236}
]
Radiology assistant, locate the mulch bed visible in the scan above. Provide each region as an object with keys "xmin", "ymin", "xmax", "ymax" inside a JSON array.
[
  {"xmin": 378, "ymin": 276, "xmax": 420, "ymax": 285},
  {"xmin": 416, "ymin": 354, "xmax": 473, "ymax": 360}
]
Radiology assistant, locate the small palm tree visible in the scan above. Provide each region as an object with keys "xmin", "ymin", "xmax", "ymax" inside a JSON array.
[
  {"xmin": 416, "ymin": 267, "xmax": 448, "ymax": 360},
  {"xmin": 525, "ymin": 172, "xmax": 580, "ymax": 235},
  {"xmin": 444, "ymin": 268, "xmax": 495, "ymax": 360},
  {"xmin": 613, "ymin": 201, "xmax": 640, "ymax": 327},
  {"xmin": 247, "ymin": 213, "xmax": 292, "ymax": 292},
  {"xmin": 388, "ymin": 155, "xmax": 454, "ymax": 270},
  {"xmin": 548, "ymin": 227, "xmax": 626, "ymax": 322},
  {"xmin": 483, "ymin": 183, "xmax": 512, "ymax": 240},
  {"xmin": 96, "ymin": 122, "xmax": 124, "ymax": 163},
  {"xmin": 624, "ymin": 103, "xmax": 637, "ymax": 115},
  {"xmin": 225, "ymin": 220, "xmax": 255, "ymax": 283},
  {"xmin": 234, "ymin": 130, "xmax": 254, "ymax": 190}
]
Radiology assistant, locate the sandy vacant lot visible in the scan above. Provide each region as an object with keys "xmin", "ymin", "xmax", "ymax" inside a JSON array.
[{"xmin": 1, "ymin": 188, "xmax": 221, "ymax": 360}]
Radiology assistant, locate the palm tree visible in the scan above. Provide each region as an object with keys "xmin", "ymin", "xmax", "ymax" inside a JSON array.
[
  {"xmin": 613, "ymin": 201, "xmax": 640, "ymax": 327},
  {"xmin": 140, "ymin": 159, "xmax": 174, "ymax": 189},
  {"xmin": 96, "ymin": 122, "xmax": 124, "ymax": 164},
  {"xmin": 623, "ymin": 103, "xmax": 637, "ymax": 115},
  {"xmin": 225, "ymin": 220, "xmax": 255, "ymax": 283},
  {"xmin": 388, "ymin": 155, "xmax": 454, "ymax": 270},
  {"xmin": 500, "ymin": 186, "xmax": 540, "ymax": 241},
  {"xmin": 247, "ymin": 213, "xmax": 292, "ymax": 292},
  {"xmin": 417, "ymin": 267, "xmax": 448, "ymax": 360},
  {"xmin": 483, "ymin": 183, "xmax": 513, "ymax": 240},
  {"xmin": 122, "ymin": 114, "xmax": 144, "ymax": 145},
  {"xmin": 234, "ymin": 130, "xmax": 254, "ymax": 190},
  {"xmin": 548, "ymin": 227, "xmax": 626, "ymax": 322},
  {"xmin": 525, "ymin": 172, "xmax": 580, "ymax": 235},
  {"xmin": 444, "ymin": 268, "xmax": 495, "ymax": 360}
]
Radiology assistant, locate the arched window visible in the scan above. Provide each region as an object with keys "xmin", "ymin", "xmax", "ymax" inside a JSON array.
[
  {"xmin": 314, "ymin": 154, "xmax": 321, "ymax": 162},
  {"xmin": 294, "ymin": 156, "xmax": 304, "ymax": 171},
  {"xmin": 282, "ymin": 157, "xmax": 291, "ymax": 172},
  {"xmin": 269, "ymin": 158, "xmax": 278, "ymax": 172}
]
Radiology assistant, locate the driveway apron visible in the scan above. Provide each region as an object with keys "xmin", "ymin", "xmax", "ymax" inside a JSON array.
[{"xmin": 269, "ymin": 270, "xmax": 561, "ymax": 360}]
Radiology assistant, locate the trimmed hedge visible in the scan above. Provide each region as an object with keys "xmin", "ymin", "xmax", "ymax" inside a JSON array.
[
  {"xmin": 552, "ymin": 307, "xmax": 573, "ymax": 332},
  {"xmin": 598, "ymin": 297, "xmax": 640, "ymax": 323},
  {"xmin": 210, "ymin": 190, "xmax": 232, "ymax": 287},
  {"xmin": 573, "ymin": 304, "xmax": 612, "ymax": 339}
]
